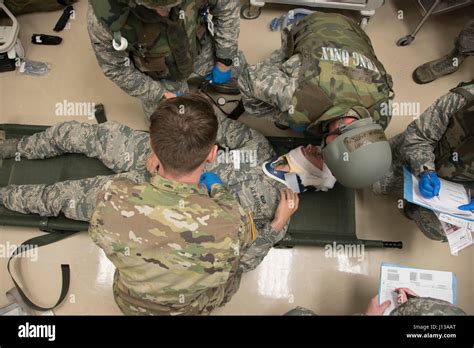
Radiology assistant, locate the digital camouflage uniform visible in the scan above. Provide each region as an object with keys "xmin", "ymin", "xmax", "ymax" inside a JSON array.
[
  {"xmin": 206, "ymin": 114, "xmax": 287, "ymax": 272},
  {"xmin": 87, "ymin": 0, "xmax": 244, "ymax": 119},
  {"xmin": 457, "ymin": 20, "xmax": 474, "ymax": 55},
  {"xmin": 390, "ymin": 297, "xmax": 466, "ymax": 316},
  {"xmin": 238, "ymin": 12, "xmax": 393, "ymax": 133},
  {"xmin": 1, "ymin": 115, "xmax": 287, "ymax": 274},
  {"xmin": 285, "ymin": 297, "xmax": 466, "ymax": 315},
  {"xmin": 373, "ymin": 82, "xmax": 474, "ymax": 241}
]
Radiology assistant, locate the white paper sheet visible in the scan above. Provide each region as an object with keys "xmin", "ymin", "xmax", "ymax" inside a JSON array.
[
  {"xmin": 379, "ymin": 264, "xmax": 456, "ymax": 315},
  {"xmin": 404, "ymin": 167, "xmax": 474, "ymax": 221},
  {"xmin": 437, "ymin": 213, "xmax": 473, "ymax": 255}
]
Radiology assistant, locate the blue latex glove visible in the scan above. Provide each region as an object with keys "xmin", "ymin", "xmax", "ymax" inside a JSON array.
[
  {"xmin": 175, "ymin": 92, "xmax": 183, "ymax": 97},
  {"xmin": 419, "ymin": 171, "xmax": 441, "ymax": 199},
  {"xmin": 205, "ymin": 64, "xmax": 231, "ymax": 85},
  {"xmin": 458, "ymin": 199, "xmax": 474, "ymax": 211},
  {"xmin": 200, "ymin": 172, "xmax": 224, "ymax": 192}
]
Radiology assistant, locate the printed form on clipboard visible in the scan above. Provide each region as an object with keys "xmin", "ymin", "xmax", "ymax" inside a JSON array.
[
  {"xmin": 403, "ymin": 167, "xmax": 473, "ymax": 221},
  {"xmin": 403, "ymin": 167, "xmax": 473, "ymax": 254},
  {"xmin": 378, "ymin": 263, "xmax": 456, "ymax": 315}
]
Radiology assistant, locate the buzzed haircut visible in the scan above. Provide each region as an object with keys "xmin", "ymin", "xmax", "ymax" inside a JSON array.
[{"xmin": 149, "ymin": 94, "xmax": 218, "ymax": 176}]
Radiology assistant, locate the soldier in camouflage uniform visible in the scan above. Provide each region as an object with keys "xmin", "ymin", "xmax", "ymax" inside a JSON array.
[
  {"xmin": 373, "ymin": 81, "xmax": 474, "ymax": 241},
  {"xmin": 238, "ymin": 12, "xmax": 395, "ymax": 189},
  {"xmin": 285, "ymin": 297, "xmax": 466, "ymax": 316},
  {"xmin": 0, "ymin": 95, "xmax": 298, "ymax": 276},
  {"xmin": 87, "ymin": 0, "xmax": 244, "ymax": 119},
  {"xmin": 390, "ymin": 297, "xmax": 466, "ymax": 316},
  {"xmin": 238, "ymin": 11, "xmax": 393, "ymax": 133},
  {"xmin": 1, "ymin": 95, "xmax": 259, "ymax": 315}
]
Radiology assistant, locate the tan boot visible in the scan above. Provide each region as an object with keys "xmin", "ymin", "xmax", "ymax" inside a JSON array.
[{"xmin": 412, "ymin": 48, "xmax": 467, "ymax": 84}]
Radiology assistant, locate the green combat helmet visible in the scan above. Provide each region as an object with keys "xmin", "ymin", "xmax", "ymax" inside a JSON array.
[
  {"xmin": 134, "ymin": 0, "xmax": 182, "ymax": 9},
  {"xmin": 322, "ymin": 117, "xmax": 392, "ymax": 189}
]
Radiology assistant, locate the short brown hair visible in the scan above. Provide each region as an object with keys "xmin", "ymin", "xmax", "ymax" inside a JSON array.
[{"xmin": 149, "ymin": 94, "xmax": 218, "ymax": 176}]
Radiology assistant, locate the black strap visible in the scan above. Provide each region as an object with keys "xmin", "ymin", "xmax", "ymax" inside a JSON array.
[
  {"xmin": 198, "ymin": 85, "xmax": 244, "ymax": 120},
  {"xmin": 7, "ymin": 230, "xmax": 79, "ymax": 312}
]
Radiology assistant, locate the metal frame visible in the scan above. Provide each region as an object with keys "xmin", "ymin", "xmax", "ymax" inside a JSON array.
[
  {"xmin": 241, "ymin": 0, "xmax": 385, "ymax": 27},
  {"xmin": 397, "ymin": 0, "xmax": 474, "ymax": 46}
]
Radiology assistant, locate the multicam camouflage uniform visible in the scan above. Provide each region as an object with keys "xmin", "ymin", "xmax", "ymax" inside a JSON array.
[
  {"xmin": 90, "ymin": 174, "xmax": 252, "ymax": 315},
  {"xmin": 373, "ymin": 82, "xmax": 474, "ymax": 241},
  {"xmin": 284, "ymin": 297, "xmax": 466, "ymax": 315},
  {"xmin": 1, "ymin": 116, "xmax": 287, "ymax": 271},
  {"xmin": 238, "ymin": 12, "xmax": 393, "ymax": 133},
  {"xmin": 87, "ymin": 0, "xmax": 244, "ymax": 119}
]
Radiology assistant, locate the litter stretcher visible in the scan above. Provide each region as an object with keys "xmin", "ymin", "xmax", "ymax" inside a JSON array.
[
  {"xmin": 0, "ymin": 123, "xmax": 403, "ymax": 249},
  {"xmin": 0, "ymin": 123, "xmax": 402, "ymax": 312}
]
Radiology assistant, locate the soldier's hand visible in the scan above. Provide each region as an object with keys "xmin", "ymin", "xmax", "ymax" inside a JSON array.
[
  {"xmin": 205, "ymin": 63, "xmax": 231, "ymax": 85},
  {"xmin": 272, "ymin": 188, "xmax": 299, "ymax": 231},
  {"xmin": 419, "ymin": 170, "xmax": 440, "ymax": 198},
  {"xmin": 365, "ymin": 295, "xmax": 391, "ymax": 315},
  {"xmin": 395, "ymin": 288, "xmax": 418, "ymax": 304},
  {"xmin": 458, "ymin": 198, "xmax": 474, "ymax": 211},
  {"xmin": 146, "ymin": 153, "xmax": 160, "ymax": 175},
  {"xmin": 163, "ymin": 91, "xmax": 177, "ymax": 99},
  {"xmin": 200, "ymin": 172, "xmax": 224, "ymax": 193}
]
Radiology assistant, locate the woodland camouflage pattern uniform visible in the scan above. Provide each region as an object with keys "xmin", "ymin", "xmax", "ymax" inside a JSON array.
[
  {"xmin": 87, "ymin": 0, "xmax": 243, "ymax": 119},
  {"xmin": 1, "ymin": 114, "xmax": 287, "ymax": 278},
  {"xmin": 373, "ymin": 82, "xmax": 474, "ymax": 241},
  {"xmin": 238, "ymin": 12, "xmax": 393, "ymax": 133},
  {"xmin": 284, "ymin": 297, "xmax": 466, "ymax": 315}
]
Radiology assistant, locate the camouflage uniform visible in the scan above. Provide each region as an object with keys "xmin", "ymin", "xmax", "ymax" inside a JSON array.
[
  {"xmin": 373, "ymin": 82, "xmax": 474, "ymax": 241},
  {"xmin": 457, "ymin": 20, "xmax": 474, "ymax": 55},
  {"xmin": 2, "ymin": 121, "xmax": 150, "ymax": 221},
  {"xmin": 206, "ymin": 113, "xmax": 287, "ymax": 272},
  {"xmin": 2, "ymin": 117, "xmax": 287, "ymax": 273},
  {"xmin": 238, "ymin": 12, "xmax": 393, "ymax": 133},
  {"xmin": 390, "ymin": 297, "xmax": 466, "ymax": 316},
  {"xmin": 285, "ymin": 297, "xmax": 466, "ymax": 315},
  {"xmin": 1, "ymin": 121, "xmax": 254, "ymax": 315},
  {"xmin": 87, "ymin": 0, "xmax": 244, "ymax": 119},
  {"xmin": 90, "ymin": 174, "xmax": 252, "ymax": 315}
]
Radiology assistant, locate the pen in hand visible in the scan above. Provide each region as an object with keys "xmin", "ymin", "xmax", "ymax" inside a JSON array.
[{"xmin": 423, "ymin": 166, "xmax": 440, "ymax": 200}]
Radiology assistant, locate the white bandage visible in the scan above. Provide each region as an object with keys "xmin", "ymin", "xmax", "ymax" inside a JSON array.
[{"xmin": 286, "ymin": 146, "xmax": 336, "ymax": 191}]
